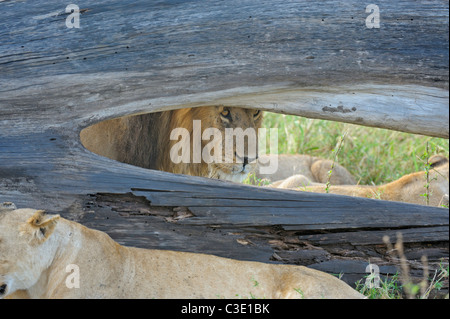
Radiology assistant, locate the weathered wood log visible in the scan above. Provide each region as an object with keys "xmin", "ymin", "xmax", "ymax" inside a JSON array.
[
  {"xmin": 0, "ymin": 0, "xmax": 448, "ymax": 137},
  {"xmin": 0, "ymin": 0, "xmax": 448, "ymax": 294}
]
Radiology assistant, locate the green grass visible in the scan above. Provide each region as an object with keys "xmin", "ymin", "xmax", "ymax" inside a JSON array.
[
  {"xmin": 262, "ymin": 112, "xmax": 449, "ymax": 185},
  {"xmin": 355, "ymin": 273, "xmax": 403, "ymax": 299},
  {"xmin": 355, "ymin": 260, "xmax": 449, "ymax": 299}
]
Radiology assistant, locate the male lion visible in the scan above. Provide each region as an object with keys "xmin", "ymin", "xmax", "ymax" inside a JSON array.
[
  {"xmin": 272, "ymin": 155, "xmax": 449, "ymax": 207},
  {"xmin": 80, "ymin": 106, "xmax": 263, "ymax": 183},
  {"xmin": 1, "ymin": 208, "xmax": 363, "ymax": 299}
]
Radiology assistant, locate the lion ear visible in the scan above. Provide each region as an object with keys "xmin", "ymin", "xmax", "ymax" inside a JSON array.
[
  {"xmin": 25, "ymin": 210, "xmax": 60, "ymax": 243},
  {"xmin": 429, "ymin": 155, "xmax": 448, "ymax": 168}
]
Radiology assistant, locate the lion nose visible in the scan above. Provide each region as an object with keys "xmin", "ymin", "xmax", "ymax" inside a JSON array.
[
  {"xmin": 235, "ymin": 153, "xmax": 258, "ymax": 166},
  {"xmin": 0, "ymin": 284, "xmax": 7, "ymax": 296}
]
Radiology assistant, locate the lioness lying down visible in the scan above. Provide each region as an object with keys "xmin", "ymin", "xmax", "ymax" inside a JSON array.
[
  {"xmin": 255, "ymin": 154, "xmax": 357, "ymax": 185},
  {"xmin": 0, "ymin": 208, "xmax": 363, "ymax": 299},
  {"xmin": 272, "ymin": 155, "xmax": 449, "ymax": 207}
]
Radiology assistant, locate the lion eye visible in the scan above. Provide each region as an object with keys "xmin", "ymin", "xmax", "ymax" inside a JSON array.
[
  {"xmin": 221, "ymin": 109, "xmax": 231, "ymax": 120},
  {"xmin": 254, "ymin": 110, "xmax": 261, "ymax": 117}
]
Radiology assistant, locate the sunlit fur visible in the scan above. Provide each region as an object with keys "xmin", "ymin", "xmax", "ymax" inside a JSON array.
[
  {"xmin": 272, "ymin": 155, "xmax": 449, "ymax": 207},
  {"xmin": 1, "ymin": 208, "xmax": 363, "ymax": 299}
]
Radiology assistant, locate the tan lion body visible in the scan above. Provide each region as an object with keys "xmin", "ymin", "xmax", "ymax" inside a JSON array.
[
  {"xmin": 1, "ymin": 208, "xmax": 363, "ymax": 299},
  {"xmin": 80, "ymin": 106, "xmax": 263, "ymax": 183},
  {"xmin": 273, "ymin": 155, "xmax": 449, "ymax": 207},
  {"xmin": 256, "ymin": 154, "xmax": 357, "ymax": 185}
]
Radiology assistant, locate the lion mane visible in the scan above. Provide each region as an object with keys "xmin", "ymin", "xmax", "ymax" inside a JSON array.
[{"xmin": 81, "ymin": 106, "xmax": 263, "ymax": 182}]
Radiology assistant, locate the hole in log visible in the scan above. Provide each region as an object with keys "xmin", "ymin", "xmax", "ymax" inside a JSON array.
[
  {"xmin": 80, "ymin": 109, "xmax": 449, "ymax": 207},
  {"xmin": 80, "ymin": 106, "xmax": 264, "ymax": 183}
]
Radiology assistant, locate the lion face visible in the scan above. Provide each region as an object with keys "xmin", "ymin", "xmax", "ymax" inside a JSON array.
[
  {"xmin": 0, "ymin": 209, "xmax": 60, "ymax": 298},
  {"xmin": 205, "ymin": 106, "xmax": 263, "ymax": 182},
  {"xmin": 81, "ymin": 106, "xmax": 264, "ymax": 183},
  {"xmin": 163, "ymin": 106, "xmax": 263, "ymax": 183}
]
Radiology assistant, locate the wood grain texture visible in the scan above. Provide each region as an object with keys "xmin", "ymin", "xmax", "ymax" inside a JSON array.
[{"xmin": 0, "ymin": 0, "xmax": 448, "ymax": 136}]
